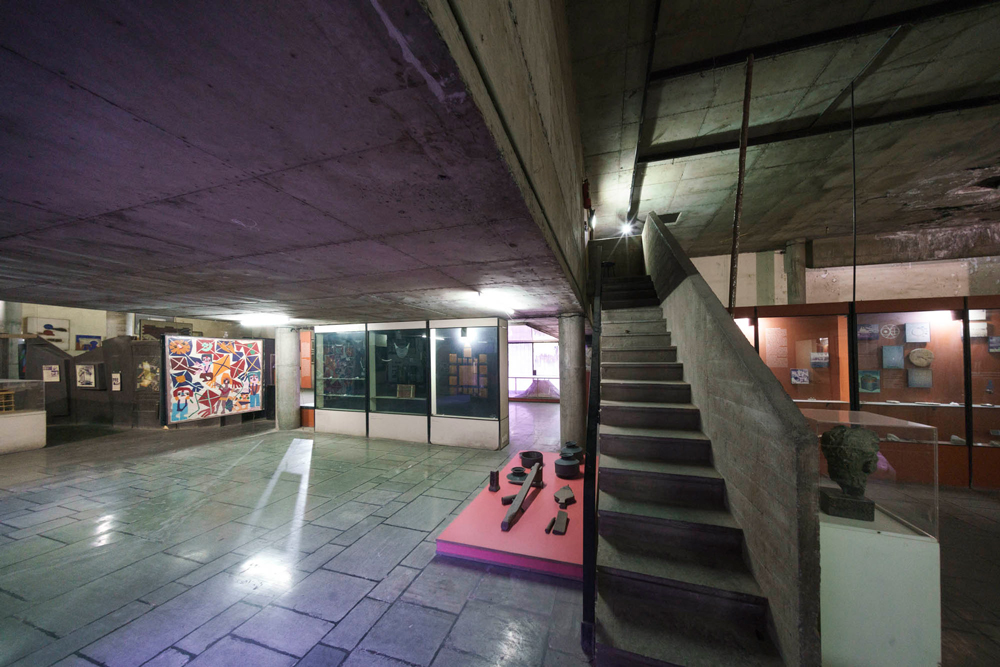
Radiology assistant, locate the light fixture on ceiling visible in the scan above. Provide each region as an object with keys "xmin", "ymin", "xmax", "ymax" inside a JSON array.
[
  {"xmin": 239, "ymin": 313, "xmax": 290, "ymax": 327},
  {"xmin": 620, "ymin": 222, "xmax": 634, "ymax": 236},
  {"xmin": 465, "ymin": 290, "xmax": 518, "ymax": 315}
]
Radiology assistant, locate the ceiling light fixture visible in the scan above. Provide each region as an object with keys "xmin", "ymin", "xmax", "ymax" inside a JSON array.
[{"xmin": 620, "ymin": 223, "xmax": 633, "ymax": 236}]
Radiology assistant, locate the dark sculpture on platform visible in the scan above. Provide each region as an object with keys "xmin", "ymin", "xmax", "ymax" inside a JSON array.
[
  {"xmin": 502, "ymin": 463, "xmax": 541, "ymax": 531},
  {"xmin": 488, "ymin": 470, "xmax": 500, "ymax": 492},
  {"xmin": 819, "ymin": 425, "xmax": 880, "ymax": 521}
]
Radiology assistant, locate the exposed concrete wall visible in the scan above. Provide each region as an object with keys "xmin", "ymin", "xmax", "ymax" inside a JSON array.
[
  {"xmin": 642, "ymin": 213, "xmax": 820, "ymax": 666},
  {"xmin": 558, "ymin": 313, "xmax": 585, "ymax": 447},
  {"xmin": 275, "ymin": 327, "xmax": 301, "ymax": 430},
  {"xmin": 694, "ymin": 252, "xmax": 1000, "ymax": 305},
  {"xmin": 421, "ymin": 0, "xmax": 587, "ymax": 308}
]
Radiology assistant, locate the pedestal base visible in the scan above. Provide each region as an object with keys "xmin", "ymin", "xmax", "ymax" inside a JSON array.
[{"xmin": 820, "ymin": 488, "xmax": 875, "ymax": 521}]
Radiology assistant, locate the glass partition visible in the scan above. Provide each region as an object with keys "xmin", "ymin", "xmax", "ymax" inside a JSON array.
[
  {"xmin": 316, "ymin": 329, "xmax": 366, "ymax": 411},
  {"xmin": 856, "ymin": 310, "xmax": 965, "ymax": 450},
  {"xmin": 0, "ymin": 379, "xmax": 45, "ymax": 413},
  {"xmin": 369, "ymin": 328, "xmax": 428, "ymax": 415},
  {"xmin": 759, "ymin": 315, "xmax": 849, "ymax": 404},
  {"xmin": 969, "ymin": 308, "xmax": 1000, "ymax": 487},
  {"xmin": 802, "ymin": 408, "xmax": 939, "ymax": 539},
  {"xmin": 507, "ymin": 324, "xmax": 559, "ymax": 400},
  {"xmin": 433, "ymin": 326, "xmax": 499, "ymax": 419}
]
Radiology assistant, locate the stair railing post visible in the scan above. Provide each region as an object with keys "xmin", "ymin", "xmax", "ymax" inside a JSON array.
[{"xmin": 582, "ymin": 248, "xmax": 602, "ymax": 656}]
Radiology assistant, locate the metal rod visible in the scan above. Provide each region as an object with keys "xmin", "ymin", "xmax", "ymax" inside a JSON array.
[
  {"xmin": 581, "ymin": 248, "xmax": 602, "ymax": 657},
  {"xmin": 848, "ymin": 302, "xmax": 860, "ymax": 410},
  {"xmin": 625, "ymin": 0, "xmax": 663, "ymax": 223},
  {"xmin": 728, "ymin": 54, "xmax": 754, "ymax": 312},
  {"xmin": 647, "ymin": 0, "xmax": 997, "ymax": 83},
  {"xmin": 637, "ymin": 94, "xmax": 1000, "ymax": 164},
  {"xmin": 963, "ymin": 298, "xmax": 974, "ymax": 488},
  {"xmin": 851, "ymin": 81, "xmax": 858, "ymax": 304}
]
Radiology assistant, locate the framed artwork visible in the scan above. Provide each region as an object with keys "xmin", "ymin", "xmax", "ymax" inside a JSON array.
[
  {"xmin": 990, "ymin": 336, "xmax": 1000, "ymax": 354},
  {"xmin": 790, "ymin": 369, "xmax": 810, "ymax": 385},
  {"xmin": 42, "ymin": 364, "xmax": 60, "ymax": 383},
  {"xmin": 397, "ymin": 384, "xmax": 416, "ymax": 399},
  {"xmin": 859, "ymin": 370, "xmax": 881, "ymax": 393},
  {"xmin": 165, "ymin": 336, "xmax": 264, "ymax": 424},
  {"xmin": 25, "ymin": 317, "xmax": 70, "ymax": 350},
  {"xmin": 139, "ymin": 320, "xmax": 193, "ymax": 341},
  {"xmin": 76, "ymin": 364, "xmax": 96, "ymax": 388},
  {"xmin": 905, "ymin": 322, "xmax": 931, "ymax": 343},
  {"xmin": 882, "ymin": 345, "xmax": 904, "ymax": 370},
  {"xmin": 136, "ymin": 361, "xmax": 160, "ymax": 390},
  {"xmin": 857, "ymin": 324, "xmax": 879, "ymax": 341},
  {"xmin": 908, "ymin": 368, "xmax": 933, "ymax": 389},
  {"xmin": 970, "ymin": 321, "xmax": 988, "ymax": 338},
  {"xmin": 810, "ymin": 352, "xmax": 829, "ymax": 369},
  {"xmin": 75, "ymin": 335, "xmax": 102, "ymax": 351},
  {"xmin": 880, "ymin": 324, "xmax": 900, "ymax": 340},
  {"xmin": 111, "ymin": 373, "xmax": 122, "ymax": 391}
]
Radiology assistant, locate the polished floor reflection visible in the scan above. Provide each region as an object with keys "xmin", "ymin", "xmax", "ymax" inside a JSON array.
[{"xmin": 0, "ymin": 408, "xmax": 585, "ymax": 666}]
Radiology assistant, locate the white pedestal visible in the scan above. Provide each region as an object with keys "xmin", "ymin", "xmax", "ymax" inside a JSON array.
[
  {"xmin": 369, "ymin": 412, "xmax": 427, "ymax": 443},
  {"xmin": 0, "ymin": 410, "xmax": 47, "ymax": 454},
  {"xmin": 430, "ymin": 416, "xmax": 508, "ymax": 450},
  {"xmin": 821, "ymin": 508, "xmax": 941, "ymax": 666}
]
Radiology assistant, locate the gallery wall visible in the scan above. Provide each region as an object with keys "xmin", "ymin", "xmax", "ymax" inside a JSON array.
[{"xmin": 21, "ymin": 304, "xmax": 107, "ymax": 356}]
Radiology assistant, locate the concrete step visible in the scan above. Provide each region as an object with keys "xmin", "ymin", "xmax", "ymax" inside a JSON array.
[
  {"xmin": 600, "ymin": 400, "xmax": 700, "ymax": 431},
  {"xmin": 601, "ymin": 347, "xmax": 677, "ymax": 363},
  {"xmin": 599, "ymin": 423, "xmax": 712, "ymax": 464},
  {"xmin": 604, "ymin": 276, "xmax": 654, "ymax": 288},
  {"xmin": 598, "ymin": 491, "xmax": 743, "ymax": 556},
  {"xmin": 601, "ymin": 320, "xmax": 666, "ymax": 335},
  {"xmin": 597, "ymin": 534, "xmax": 766, "ymax": 628},
  {"xmin": 601, "ymin": 362, "xmax": 683, "ymax": 381},
  {"xmin": 598, "ymin": 455, "xmax": 726, "ymax": 509},
  {"xmin": 600, "ymin": 333, "xmax": 672, "ymax": 350},
  {"xmin": 595, "ymin": 589, "xmax": 781, "ymax": 667},
  {"xmin": 603, "ymin": 287, "xmax": 658, "ymax": 301},
  {"xmin": 602, "ymin": 307, "xmax": 663, "ymax": 323},
  {"xmin": 601, "ymin": 379, "xmax": 691, "ymax": 404},
  {"xmin": 603, "ymin": 296, "xmax": 660, "ymax": 310}
]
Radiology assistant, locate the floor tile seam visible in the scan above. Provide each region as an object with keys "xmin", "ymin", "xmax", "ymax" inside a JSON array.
[
  {"xmin": 355, "ymin": 647, "xmax": 426, "ymax": 667},
  {"xmin": 70, "ymin": 650, "xmax": 105, "ymax": 666}
]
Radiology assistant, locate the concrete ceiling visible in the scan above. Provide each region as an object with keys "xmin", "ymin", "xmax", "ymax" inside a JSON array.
[
  {"xmin": 0, "ymin": 1, "xmax": 580, "ymax": 323},
  {"xmin": 569, "ymin": 0, "xmax": 1000, "ymax": 258}
]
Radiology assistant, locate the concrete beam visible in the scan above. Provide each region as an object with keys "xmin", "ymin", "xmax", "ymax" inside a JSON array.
[
  {"xmin": 647, "ymin": 0, "xmax": 998, "ymax": 84},
  {"xmin": 810, "ymin": 223, "xmax": 1000, "ymax": 268}
]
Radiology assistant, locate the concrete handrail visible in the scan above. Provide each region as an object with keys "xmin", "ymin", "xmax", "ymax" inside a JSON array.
[{"xmin": 641, "ymin": 212, "xmax": 820, "ymax": 666}]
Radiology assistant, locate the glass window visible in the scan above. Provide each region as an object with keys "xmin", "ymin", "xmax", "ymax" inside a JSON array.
[
  {"xmin": 969, "ymin": 309, "xmax": 1000, "ymax": 488},
  {"xmin": 533, "ymin": 342, "xmax": 559, "ymax": 378},
  {"xmin": 758, "ymin": 315, "xmax": 849, "ymax": 404},
  {"xmin": 433, "ymin": 326, "xmax": 498, "ymax": 419},
  {"xmin": 316, "ymin": 330, "xmax": 366, "ymax": 411},
  {"xmin": 508, "ymin": 343, "xmax": 533, "ymax": 378},
  {"xmin": 369, "ymin": 328, "xmax": 428, "ymax": 415},
  {"xmin": 857, "ymin": 310, "xmax": 965, "ymax": 445}
]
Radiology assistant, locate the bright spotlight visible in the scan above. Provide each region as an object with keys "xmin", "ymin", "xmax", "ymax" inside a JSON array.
[{"xmin": 620, "ymin": 223, "xmax": 633, "ymax": 236}]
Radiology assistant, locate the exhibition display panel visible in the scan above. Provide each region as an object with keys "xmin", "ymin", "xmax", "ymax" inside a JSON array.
[
  {"xmin": 315, "ymin": 324, "xmax": 367, "ymax": 436},
  {"xmin": 313, "ymin": 318, "xmax": 509, "ymax": 448},
  {"xmin": 758, "ymin": 313, "xmax": 849, "ymax": 403},
  {"xmin": 368, "ymin": 321, "xmax": 429, "ymax": 443},
  {"xmin": 430, "ymin": 318, "xmax": 509, "ymax": 449},
  {"xmin": 164, "ymin": 336, "xmax": 264, "ymax": 424}
]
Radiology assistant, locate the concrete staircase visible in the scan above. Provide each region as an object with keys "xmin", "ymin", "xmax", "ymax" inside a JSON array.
[{"xmin": 595, "ymin": 275, "xmax": 783, "ymax": 666}]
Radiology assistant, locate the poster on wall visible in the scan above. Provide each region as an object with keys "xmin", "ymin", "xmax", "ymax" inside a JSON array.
[
  {"xmin": 905, "ymin": 322, "xmax": 931, "ymax": 343},
  {"xmin": 42, "ymin": 364, "xmax": 60, "ymax": 383},
  {"xmin": 970, "ymin": 321, "xmax": 989, "ymax": 338},
  {"xmin": 25, "ymin": 317, "xmax": 70, "ymax": 350},
  {"xmin": 908, "ymin": 368, "xmax": 933, "ymax": 389},
  {"xmin": 136, "ymin": 361, "xmax": 160, "ymax": 391},
  {"xmin": 882, "ymin": 345, "xmax": 904, "ymax": 370},
  {"xmin": 111, "ymin": 373, "xmax": 122, "ymax": 391},
  {"xmin": 859, "ymin": 370, "xmax": 881, "ymax": 393},
  {"xmin": 790, "ymin": 369, "xmax": 810, "ymax": 385},
  {"xmin": 165, "ymin": 336, "xmax": 264, "ymax": 424},
  {"xmin": 76, "ymin": 365, "xmax": 96, "ymax": 388},
  {"xmin": 857, "ymin": 324, "xmax": 879, "ymax": 341},
  {"xmin": 810, "ymin": 352, "xmax": 829, "ymax": 369},
  {"xmin": 75, "ymin": 335, "xmax": 102, "ymax": 351},
  {"xmin": 990, "ymin": 336, "xmax": 1000, "ymax": 354}
]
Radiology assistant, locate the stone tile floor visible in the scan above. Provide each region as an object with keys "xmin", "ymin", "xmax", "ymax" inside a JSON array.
[{"xmin": 0, "ymin": 403, "xmax": 585, "ymax": 667}]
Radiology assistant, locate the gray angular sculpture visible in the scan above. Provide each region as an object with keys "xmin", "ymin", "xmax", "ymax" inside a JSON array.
[{"xmin": 820, "ymin": 425, "xmax": 880, "ymax": 521}]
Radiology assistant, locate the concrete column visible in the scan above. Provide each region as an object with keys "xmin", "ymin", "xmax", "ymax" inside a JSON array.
[
  {"xmin": 0, "ymin": 301, "xmax": 22, "ymax": 379},
  {"xmin": 785, "ymin": 240, "xmax": 807, "ymax": 305},
  {"xmin": 559, "ymin": 313, "xmax": 586, "ymax": 448},
  {"xmin": 756, "ymin": 250, "xmax": 775, "ymax": 306},
  {"xmin": 105, "ymin": 311, "xmax": 133, "ymax": 338},
  {"xmin": 275, "ymin": 326, "xmax": 301, "ymax": 430}
]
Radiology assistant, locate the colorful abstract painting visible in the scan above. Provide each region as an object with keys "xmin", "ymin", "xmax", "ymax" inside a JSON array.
[{"xmin": 165, "ymin": 336, "xmax": 264, "ymax": 424}]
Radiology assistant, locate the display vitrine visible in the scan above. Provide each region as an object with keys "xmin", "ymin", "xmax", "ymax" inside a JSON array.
[
  {"xmin": 368, "ymin": 322, "xmax": 429, "ymax": 442},
  {"xmin": 968, "ymin": 306, "xmax": 1000, "ymax": 487},
  {"xmin": 758, "ymin": 314, "xmax": 849, "ymax": 404},
  {"xmin": 315, "ymin": 324, "xmax": 367, "ymax": 436},
  {"xmin": 0, "ymin": 379, "xmax": 46, "ymax": 454},
  {"xmin": 430, "ymin": 318, "xmax": 509, "ymax": 449}
]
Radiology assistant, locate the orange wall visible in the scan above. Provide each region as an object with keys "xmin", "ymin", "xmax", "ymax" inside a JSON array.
[{"xmin": 299, "ymin": 330, "xmax": 312, "ymax": 389}]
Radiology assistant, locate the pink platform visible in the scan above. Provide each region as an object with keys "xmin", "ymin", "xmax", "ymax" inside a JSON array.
[{"xmin": 436, "ymin": 451, "xmax": 583, "ymax": 579}]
